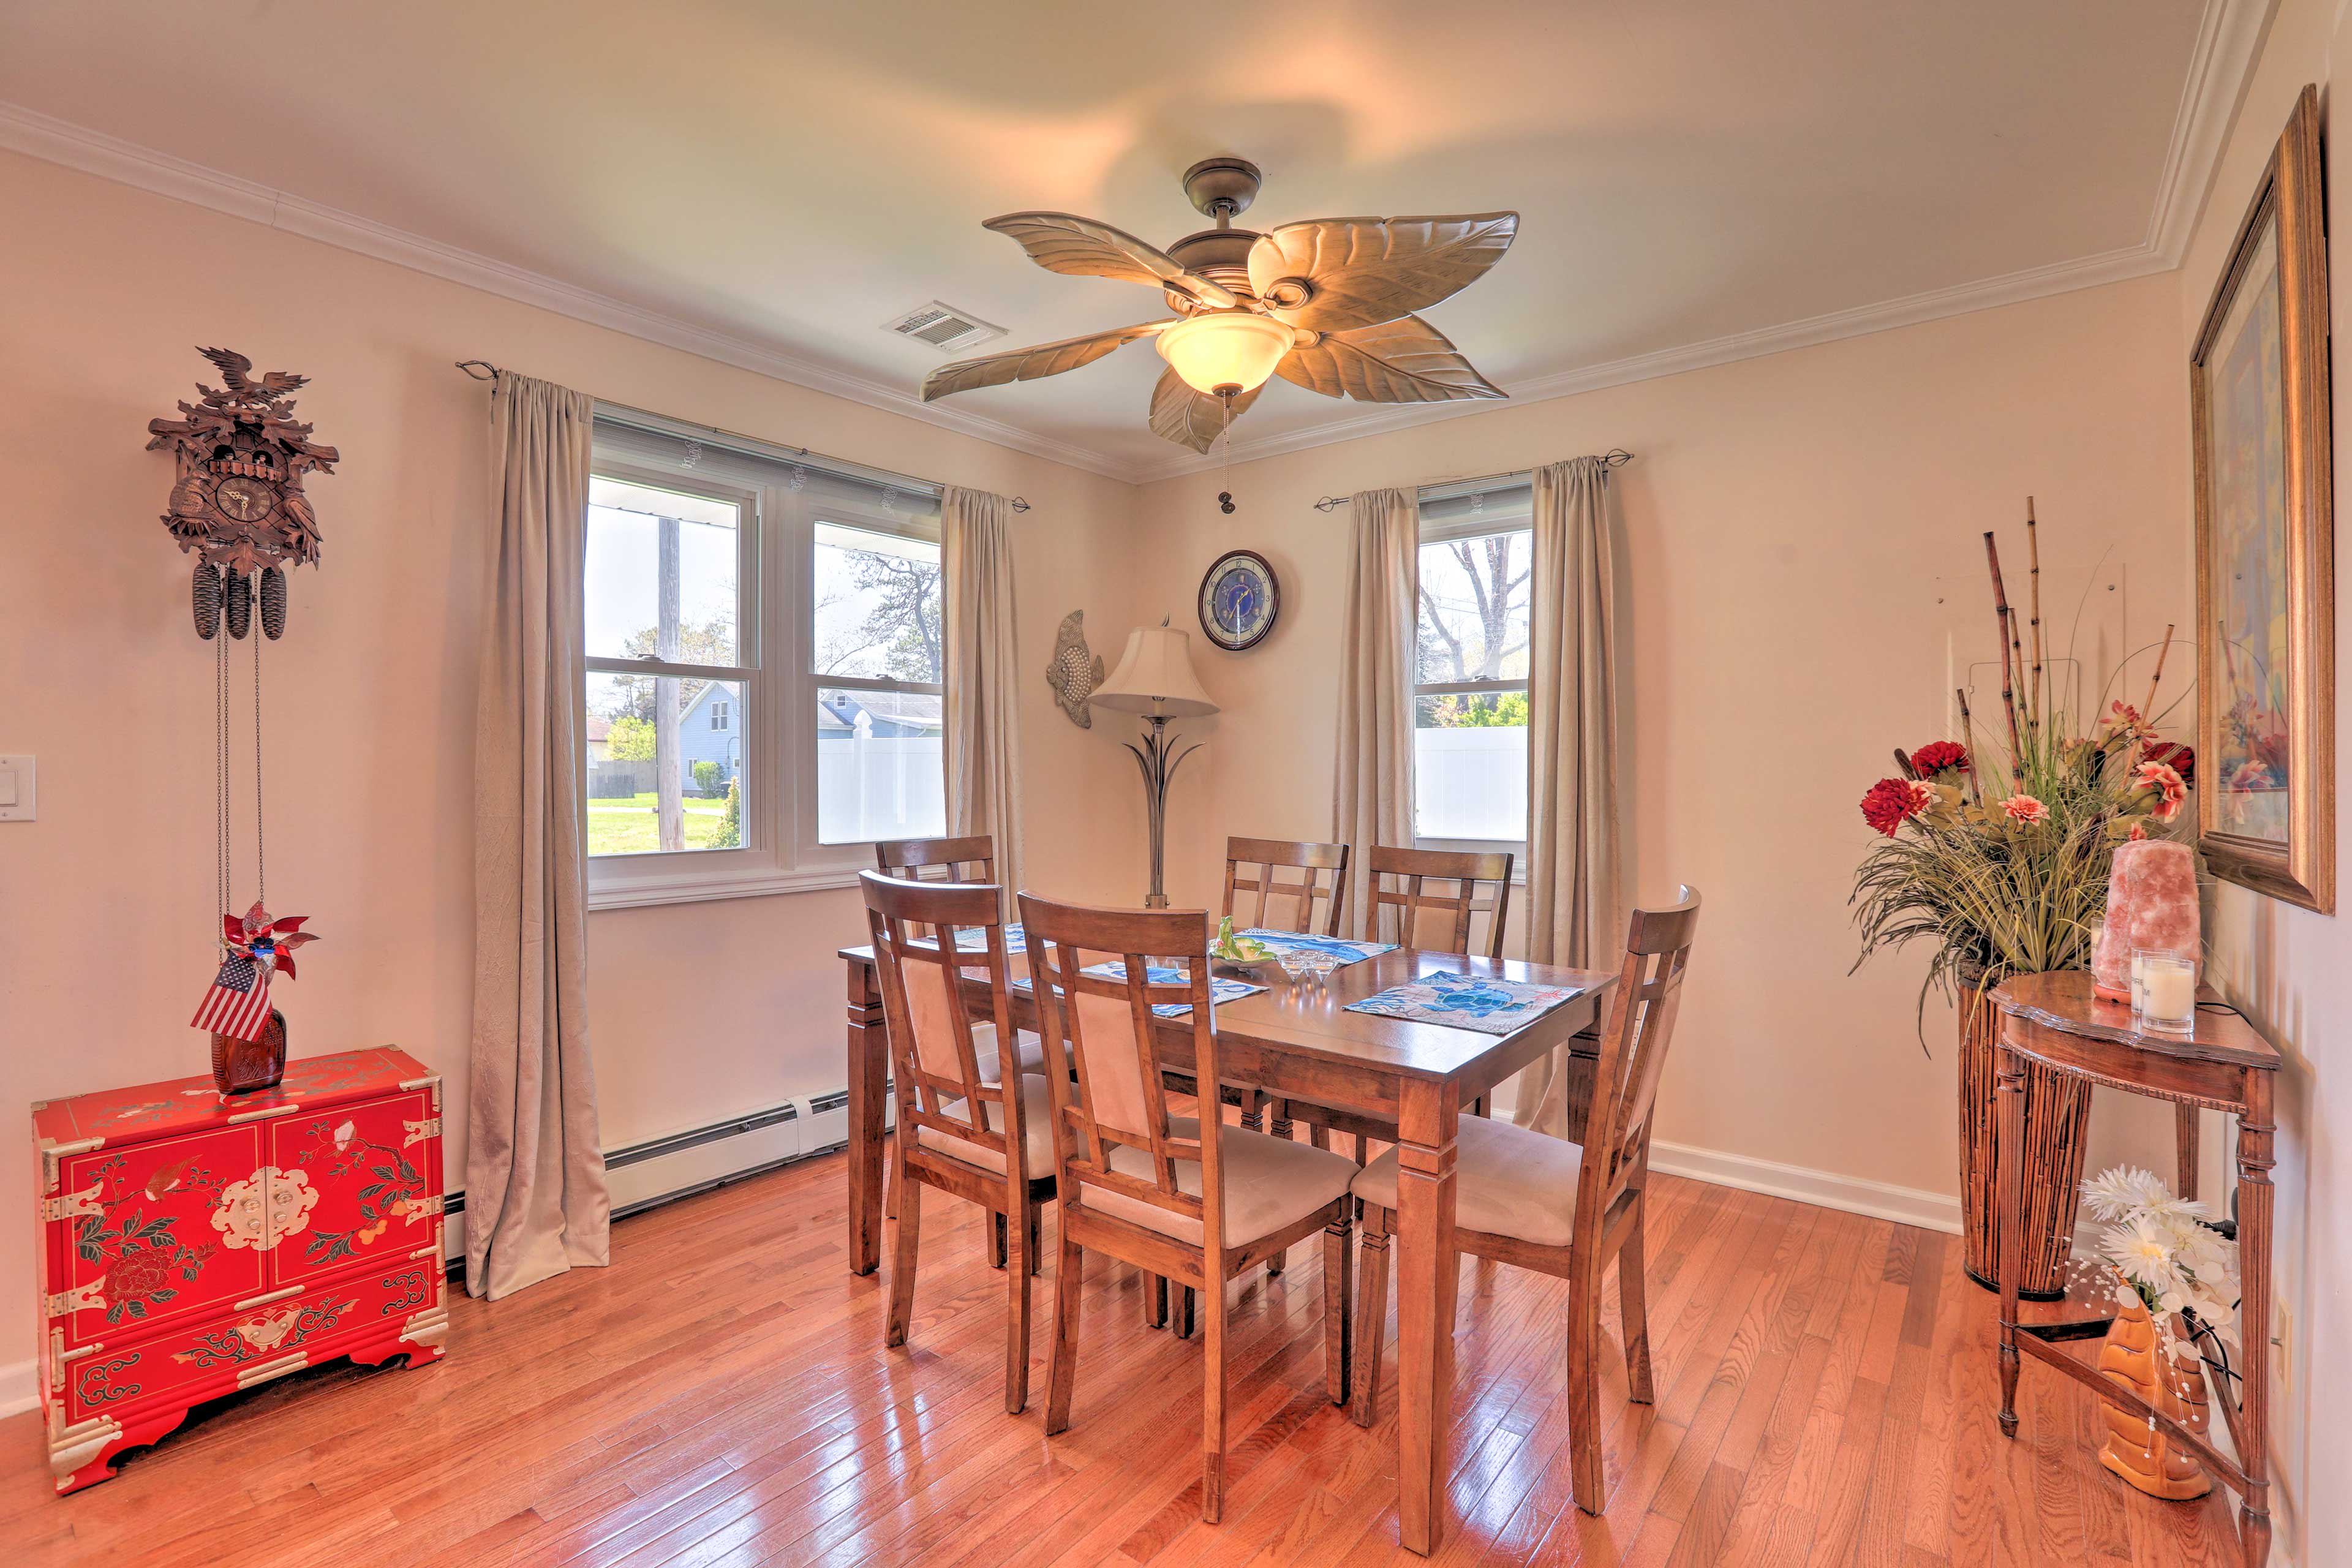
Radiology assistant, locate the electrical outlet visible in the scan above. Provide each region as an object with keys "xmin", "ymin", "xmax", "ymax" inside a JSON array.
[{"xmin": 2274, "ymin": 1298, "xmax": 2293, "ymax": 1390}]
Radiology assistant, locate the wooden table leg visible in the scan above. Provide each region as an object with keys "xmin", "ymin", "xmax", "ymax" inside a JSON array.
[
  {"xmin": 2234, "ymin": 1074, "xmax": 2274, "ymax": 1568},
  {"xmin": 1994, "ymin": 1040, "xmax": 2026, "ymax": 1438},
  {"xmin": 846, "ymin": 960, "xmax": 889, "ymax": 1277},
  {"xmin": 1393, "ymin": 1077, "xmax": 1460, "ymax": 1556}
]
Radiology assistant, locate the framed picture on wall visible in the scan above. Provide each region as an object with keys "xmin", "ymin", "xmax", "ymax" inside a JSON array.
[{"xmin": 2190, "ymin": 83, "xmax": 2335, "ymax": 914}]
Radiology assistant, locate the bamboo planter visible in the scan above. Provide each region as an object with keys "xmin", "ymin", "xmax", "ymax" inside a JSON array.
[{"xmin": 1956, "ymin": 972, "xmax": 2090, "ymax": 1298}]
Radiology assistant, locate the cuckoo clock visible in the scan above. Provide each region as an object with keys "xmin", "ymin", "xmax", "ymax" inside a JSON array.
[{"xmin": 146, "ymin": 347, "xmax": 339, "ymax": 639}]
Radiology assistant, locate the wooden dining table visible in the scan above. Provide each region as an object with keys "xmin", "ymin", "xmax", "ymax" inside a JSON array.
[{"xmin": 839, "ymin": 936, "xmax": 1616, "ymax": 1556}]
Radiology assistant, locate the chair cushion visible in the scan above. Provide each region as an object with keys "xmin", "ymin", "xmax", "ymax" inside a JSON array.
[
  {"xmin": 970, "ymin": 1022, "xmax": 1067, "ymax": 1079},
  {"xmin": 1352, "ymin": 1114, "xmax": 1586, "ymax": 1248},
  {"xmin": 915, "ymin": 1076, "xmax": 1057, "ymax": 1180},
  {"xmin": 1087, "ymin": 1118, "xmax": 1359, "ymax": 1248}
]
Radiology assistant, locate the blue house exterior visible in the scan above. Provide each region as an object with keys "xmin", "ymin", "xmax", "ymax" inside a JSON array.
[
  {"xmin": 678, "ymin": 682, "xmax": 743, "ymax": 791},
  {"xmin": 818, "ymin": 690, "xmax": 943, "ymax": 741}
]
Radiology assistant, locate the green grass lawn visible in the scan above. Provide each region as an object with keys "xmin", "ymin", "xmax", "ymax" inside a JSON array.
[{"xmin": 587, "ymin": 792, "xmax": 733, "ymax": 857}]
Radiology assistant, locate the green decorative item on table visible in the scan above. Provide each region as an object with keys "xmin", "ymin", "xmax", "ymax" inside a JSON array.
[
  {"xmin": 1213, "ymin": 917, "xmax": 1276, "ymax": 964},
  {"xmin": 1847, "ymin": 500, "xmax": 2198, "ymax": 1298}
]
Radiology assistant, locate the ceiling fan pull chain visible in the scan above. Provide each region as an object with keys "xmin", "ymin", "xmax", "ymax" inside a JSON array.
[{"xmin": 1218, "ymin": 391, "xmax": 1237, "ymax": 515}]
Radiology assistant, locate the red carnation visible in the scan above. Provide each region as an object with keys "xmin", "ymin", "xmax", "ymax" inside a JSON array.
[
  {"xmin": 2146, "ymin": 741, "xmax": 2195, "ymax": 784},
  {"xmin": 1861, "ymin": 777, "xmax": 1934, "ymax": 837},
  {"xmin": 1910, "ymin": 741, "xmax": 1969, "ymax": 777}
]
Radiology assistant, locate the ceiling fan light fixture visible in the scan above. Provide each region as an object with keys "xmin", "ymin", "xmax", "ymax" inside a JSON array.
[{"xmin": 1154, "ymin": 312, "xmax": 1296, "ymax": 396}]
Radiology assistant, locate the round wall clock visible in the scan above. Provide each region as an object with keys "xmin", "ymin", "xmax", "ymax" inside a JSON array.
[{"xmin": 1197, "ymin": 549, "xmax": 1280, "ymax": 652}]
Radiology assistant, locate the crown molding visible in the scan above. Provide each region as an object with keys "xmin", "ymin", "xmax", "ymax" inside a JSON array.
[
  {"xmin": 2147, "ymin": 0, "xmax": 2275, "ymax": 266},
  {"xmin": 0, "ymin": 1, "xmax": 2269, "ymax": 492},
  {"xmin": 0, "ymin": 100, "xmax": 1136, "ymax": 485}
]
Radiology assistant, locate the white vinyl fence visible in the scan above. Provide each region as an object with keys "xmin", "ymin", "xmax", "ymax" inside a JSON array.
[
  {"xmin": 818, "ymin": 723, "xmax": 946, "ymax": 844},
  {"xmin": 1413, "ymin": 725, "xmax": 1528, "ymax": 841}
]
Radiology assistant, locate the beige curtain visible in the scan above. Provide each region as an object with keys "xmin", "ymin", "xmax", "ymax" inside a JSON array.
[
  {"xmin": 942, "ymin": 486, "xmax": 1025, "ymax": 913},
  {"xmin": 1332, "ymin": 488, "xmax": 1419, "ymax": 940},
  {"xmin": 468, "ymin": 372, "xmax": 612, "ymax": 1300},
  {"xmin": 1511, "ymin": 456, "xmax": 1625, "ymax": 1137}
]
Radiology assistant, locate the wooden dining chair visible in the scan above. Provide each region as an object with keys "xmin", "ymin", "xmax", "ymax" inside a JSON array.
[
  {"xmin": 1349, "ymin": 888, "xmax": 1700, "ymax": 1516},
  {"xmin": 1365, "ymin": 844, "xmax": 1515, "ymax": 960},
  {"xmin": 1221, "ymin": 836, "xmax": 1351, "ymax": 937},
  {"xmin": 875, "ymin": 833, "xmax": 997, "ymax": 883},
  {"xmin": 1019, "ymin": 894, "xmax": 1362, "ymax": 1523},
  {"xmin": 861, "ymin": 870, "xmax": 1054, "ymax": 1414}
]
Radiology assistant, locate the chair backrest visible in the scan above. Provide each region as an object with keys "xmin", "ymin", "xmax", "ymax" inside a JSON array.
[
  {"xmin": 1221, "ymin": 837, "xmax": 1350, "ymax": 937},
  {"xmin": 1017, "ymin": 895, "xmax": 1226, "ymax": 1254},
  {"xmin": 1365, "ymin": 845, "xmax": 1515, "ymax": 959},
  {"xmin": 1573, "ymin": 888, "xmax": 1701, "ymax": 1214},
  {"xmin": 859, "ymin": 870, "xmax": 1027, "ymax": 1178},
  {"xmin": 875, "ymin": 834, "xmax": 997, "ymax": 883}
]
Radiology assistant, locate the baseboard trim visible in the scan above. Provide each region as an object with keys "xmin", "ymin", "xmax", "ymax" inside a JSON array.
[{"xmin": 1648, "ymin": 1139, "xmax": 1962, "ymax": 1236}]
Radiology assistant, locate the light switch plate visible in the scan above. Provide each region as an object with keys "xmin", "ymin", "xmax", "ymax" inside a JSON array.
[{"xmin": 0, "ymin": 755, "xmax": 33, "ymax": 821}]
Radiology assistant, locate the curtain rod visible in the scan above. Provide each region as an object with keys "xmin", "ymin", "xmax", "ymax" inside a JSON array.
[
  {"xmin": 1310, "ymin": 450, "xmax": 1634, "ymax": 512},
  {"xmin": 454, "ymin": 360, "xmax": 1031, "ymax": 513}
]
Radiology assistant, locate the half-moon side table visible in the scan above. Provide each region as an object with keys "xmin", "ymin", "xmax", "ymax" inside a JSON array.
[{"xmin": 1990, "ymin": 971, "xmax": 2280, "ymax": 1568}]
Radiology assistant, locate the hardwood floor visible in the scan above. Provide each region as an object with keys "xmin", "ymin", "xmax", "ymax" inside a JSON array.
[{"xmin": 6, "ymin": 1148, "xmax": 2243, "ymax": 1567}]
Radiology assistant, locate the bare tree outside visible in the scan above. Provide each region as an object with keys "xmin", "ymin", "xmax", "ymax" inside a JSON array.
[{"xmin": 1417, "ymin": 530, "xmax": 1531, "ymax": 725}]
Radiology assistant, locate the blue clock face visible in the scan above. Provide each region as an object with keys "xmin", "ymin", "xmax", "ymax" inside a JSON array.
[{"xmin": 1198, "ymin": 552, "xmax": 1278, "ymax": 650}]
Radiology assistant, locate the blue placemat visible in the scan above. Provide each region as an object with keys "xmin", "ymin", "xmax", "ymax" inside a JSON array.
[
  {"xmin": 905, "ymin": 922, "xmax": 1027, "ymax": 955},
  {"xmin": 1344, "ymin": 968, "xmax": 1585, "ymax": 1036},
  {"xmin": 1236, "ymin": 929, "xmax": 1396, "ymax": 965},
  {"xmin": 1013, "ymin": 962, "xmax": 1264, "ymax": 1018}
]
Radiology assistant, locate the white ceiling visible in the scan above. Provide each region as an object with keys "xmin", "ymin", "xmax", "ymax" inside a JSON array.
[{"xmin": 1, "ymin": 1, "xmax": 2245, "ymax": 481}]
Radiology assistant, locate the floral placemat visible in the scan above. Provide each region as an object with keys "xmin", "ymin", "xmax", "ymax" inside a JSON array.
[
  {"xmin": 1013, "ymin": 962, "xmax": 1264, "ymax": 1018},
  {"xmin": 1344, "ymin": 968, "xmax": 1586, "ymax": 1035},
  {"xmin": 1237, "ymin": 929, "xmax": 1396, "ymax": 965}
]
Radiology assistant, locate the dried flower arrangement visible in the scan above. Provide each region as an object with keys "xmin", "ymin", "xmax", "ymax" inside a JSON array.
[
  {"xmin": 2079, "ymin": 1166, "xmax": 2242, "ymax": 1343},
  {"xmin": 1850, "ymin": 501, "xmax": 2196, "ymax": 1027}
]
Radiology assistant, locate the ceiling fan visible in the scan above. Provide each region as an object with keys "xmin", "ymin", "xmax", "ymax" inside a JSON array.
[{"xmin": 920, "ymin": 157, "xmax": 1517, "ymax": 453}]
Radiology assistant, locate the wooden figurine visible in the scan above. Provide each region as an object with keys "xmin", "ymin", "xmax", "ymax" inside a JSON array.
[{"xmin": 2096, "ymin": 1276, "xmax": 2214, "ymax": 1499}]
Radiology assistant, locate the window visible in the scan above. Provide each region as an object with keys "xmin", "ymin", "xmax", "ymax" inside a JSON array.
[
  {"xmin": 1413, "ymin": 477, "xmax": 1532, "ymax": 846},
  {"xmin": 582, "ymin": 413, "xmax": 950, "ymax": 908}
]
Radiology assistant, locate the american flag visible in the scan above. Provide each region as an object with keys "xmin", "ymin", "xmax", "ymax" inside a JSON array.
[{"xmin": 192, "ymin": 952, "xmax": 273, "ymax": 1041}]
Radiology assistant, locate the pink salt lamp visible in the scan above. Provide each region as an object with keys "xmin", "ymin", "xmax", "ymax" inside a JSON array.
[{"xmin": 2091, "ymin": 840, "xmax": 2200, "ymax": 1002}]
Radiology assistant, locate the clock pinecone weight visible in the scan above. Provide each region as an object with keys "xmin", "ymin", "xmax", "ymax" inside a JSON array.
[
  {"xmin": 224, "ymin": 570, "xmax": 252, "ymax": 639},
  {"xmin": 258, "ymin": 567, "xmax": 287, "ymax": 639},
  {"xmin": 192, "ymin": 563, "xmax": 222, "ymax": 639}
]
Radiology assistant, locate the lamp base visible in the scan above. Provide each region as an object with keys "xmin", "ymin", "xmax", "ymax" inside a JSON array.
[{"xmin": 1144, "ymin": 892, "xmax": 1170, "ymax": 910}]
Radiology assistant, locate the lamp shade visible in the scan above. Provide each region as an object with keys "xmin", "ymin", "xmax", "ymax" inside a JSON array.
[
  {"xmin": 1091, "ymin": 625, "xmax": 1219, "ymax": 717},
  {"xmin": 1154, "ymin": 312, "xmax": 1296, "ymax": 396}
]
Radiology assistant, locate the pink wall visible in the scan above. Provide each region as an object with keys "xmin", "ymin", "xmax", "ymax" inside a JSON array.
[{"xmin": 0, "ymin": 149, "xmax": 1144, "ymax": 1396}]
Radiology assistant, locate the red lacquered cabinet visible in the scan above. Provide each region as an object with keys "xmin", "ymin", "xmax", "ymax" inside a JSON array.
[{"xmin": 34, "ymin": 1047, "xmax": 448, "ymax": 1493}]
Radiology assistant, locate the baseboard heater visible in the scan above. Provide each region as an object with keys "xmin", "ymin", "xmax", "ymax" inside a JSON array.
[{"xmin": 437, "ymin": 1087, "xmax": 867, "ymax": 1283}]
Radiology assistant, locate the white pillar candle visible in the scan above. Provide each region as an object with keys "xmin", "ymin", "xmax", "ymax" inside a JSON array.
[{"xmin": 2140, "ymin": 960, "xmax": 2195, "ymax": 1027}]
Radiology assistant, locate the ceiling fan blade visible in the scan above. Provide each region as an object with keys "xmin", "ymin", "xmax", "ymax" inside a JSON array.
[
  {"xmin": 1275, "ymin": 315, "xmax": 1506, "ymax": 404},
  {"xmin": 1147, "ymin": 369, "xmax": 1263, "ymax": 453},
  {"xmin": 983, "ymin": 212, "xmax": 1240, "ymax": 310},
  {"xmin": 1247, "ymin": 213, "xmax": 1518, "ymax": 332},
  {"xmin": 921, "ymin": 322, "xmax": 1174, "ymax": 402}
]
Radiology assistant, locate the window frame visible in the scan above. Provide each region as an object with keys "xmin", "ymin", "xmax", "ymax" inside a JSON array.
[
  {"xmin": 794, "ymin": 498, "xmax": 946, "ymax": 864},
  {"xmin": 1411, "ymin": 495, "xmax": 1533, "ymax": 863},
  {"xmin": 582, "ymin": 422, "xmax": 949, "ymax": 911}
]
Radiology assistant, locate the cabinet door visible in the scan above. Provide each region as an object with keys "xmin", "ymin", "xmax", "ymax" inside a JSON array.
[
  {"xmin": 265, "ymin": 1091, "xmax": 437, "ymax": 1286},
  {"xmin": 55, "ymin": 1126, "xmax": 266, "ymax": 1348}
]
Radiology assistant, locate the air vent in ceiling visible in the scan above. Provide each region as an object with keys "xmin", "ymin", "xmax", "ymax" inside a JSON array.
[{"xmin": 883, "ymin": 300, "xmax": 1006, "ymax": 353}]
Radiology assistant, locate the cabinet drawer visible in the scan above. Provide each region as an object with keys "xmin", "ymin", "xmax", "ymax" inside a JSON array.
[
  {"xmin": 264, "ymin": 1091, "xmax": 440, "ymax": 1287},
  {"xmin": 53, "ymin": 1127, "xmax": 268, "ymax": 1349},
  {"xmin": 64, "ymin": 1254, "xmax": 442, "ymax": 1425}
]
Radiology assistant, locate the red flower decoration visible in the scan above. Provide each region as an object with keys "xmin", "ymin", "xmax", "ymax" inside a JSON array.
[
  {"xmin": 102, "ymin": 1248, "xmax": 174, "ymax": 1306},
  {"xmin": 1910, "ymin": 741, "xmax": 1969, "ymax": 776},
  {"xmin": 2127, "ymin": 820, "xmax": 2151, "ymax": 842},
  {"xmin": 1860, "ymin": 777, "xmax": 1934, "ymax": 837},
  {"xmin": 2145, "ymin": 741, "xmax": 2195, "ymax": 784}
]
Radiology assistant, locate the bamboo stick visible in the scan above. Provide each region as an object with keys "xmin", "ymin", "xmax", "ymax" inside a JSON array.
[
  {"xmin": 2026, "ymin": 497, "xmax": 2045, "ymax": 733},
  {"xmin": 2135, "ymin": 622, "xmax": 2177, "ymax": 769},
  {"xmin": 1985, "ymin": 533, "xmax": 2026, "ymax": 781},
  {"xmin": 1956, "ymin": 687, "xmax": 1985, "ymax": 805}
]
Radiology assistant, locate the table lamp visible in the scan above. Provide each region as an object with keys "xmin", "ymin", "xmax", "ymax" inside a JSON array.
[{"xmin": 1090, "ymin": 620, "xmax": 1219, "ymax": 907}]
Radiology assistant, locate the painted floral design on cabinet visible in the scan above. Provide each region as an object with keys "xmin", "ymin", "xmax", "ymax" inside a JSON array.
[{"xmin": 54, "ymin": 1128, "xmax": 265, "ymax": 1338}]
